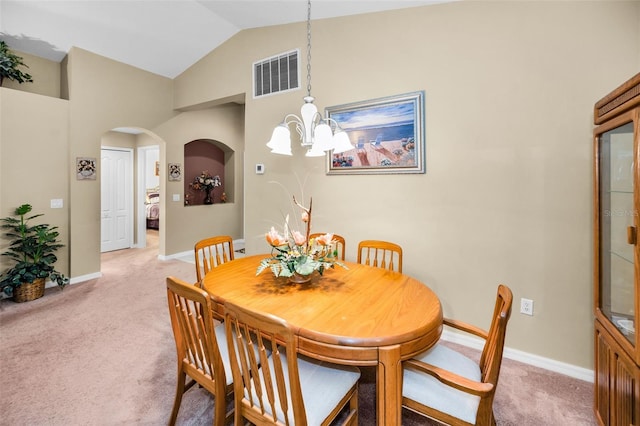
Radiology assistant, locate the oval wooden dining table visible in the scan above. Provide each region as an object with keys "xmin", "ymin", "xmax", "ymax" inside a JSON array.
[{"xmin": 203, "ymin": 254, "xmax": 443, "ymax": 425}]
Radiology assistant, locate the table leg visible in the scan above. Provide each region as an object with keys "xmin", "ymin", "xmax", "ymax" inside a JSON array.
[{"xmin": 376, "ymin": 345, "xmax": 402, "ymax": 426}]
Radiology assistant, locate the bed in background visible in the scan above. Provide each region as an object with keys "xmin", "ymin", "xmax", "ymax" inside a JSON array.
[{"xmin": 145, "ymin": 188, "xmax": 160, "ymax": 229}]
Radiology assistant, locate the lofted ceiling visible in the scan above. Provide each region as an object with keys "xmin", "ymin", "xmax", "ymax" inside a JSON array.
[{"xmin": 0, "ymin": 0, "xmax": 452, "ymax": 79}]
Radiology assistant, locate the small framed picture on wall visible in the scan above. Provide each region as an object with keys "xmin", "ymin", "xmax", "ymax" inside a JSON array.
[
  {"xmin": 76, "ymin": 157, "xmax": 97, "ymax": 180},
  {"xmin": 168, "ymin": 163, "xmax": 182, "ymax": 181}
]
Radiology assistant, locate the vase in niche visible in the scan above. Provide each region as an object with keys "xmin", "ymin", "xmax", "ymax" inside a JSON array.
[{"xmin": 204, "ymin": 188, "xmax": 213, "ymax": 204}]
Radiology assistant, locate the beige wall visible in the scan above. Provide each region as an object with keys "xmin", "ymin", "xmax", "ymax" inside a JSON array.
[
  {"xmin": 2, "ymin": 47, "xmax": 245, "ymax": 279},
  {"xmin": 154, "ymin": 104, "xmax": 245, "ymax": 255},
  {"xmin": 1, "ymin": 0, "xmax": 638, "ymax": 371},
  {"xmin": 102, "ymin": 131, "xmax": 136, "ymax": 149},
  {"xmin": 137, "ymin": 132, "xmax": 160, "ymax": 148},
  {"xmin": 65, "ymin": 47, "xmax": 177, "ymax": 278},
  {"xmin": 174, "ymin": 1, "xmax": 640, "ymax": 369},
  {"xmin": 0, "ymin": 88, "xmax": 70, "ymax": 275},
  {"xmin": 2, "ymin": 50, "xmax": 61, "ymax": 98}
]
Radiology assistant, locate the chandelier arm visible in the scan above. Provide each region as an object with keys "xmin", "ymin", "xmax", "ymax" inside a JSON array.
[
  {"xmin": 281, "ymin": 114, "xmax": 305, "ymax": 143},
  {"xmin": 324, "ymin": 117, "xmax": 341, "ymax": 130},
  {"xmin": 282, "ymin": 112, "xmax": 324, "ymax": 129},
  {"xmin": 282, "ymin": 114, "xmax": 303, "ymax": 126}
]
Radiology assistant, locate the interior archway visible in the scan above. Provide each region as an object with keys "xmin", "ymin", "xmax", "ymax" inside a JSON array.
[{"xmin": 100, "ymin": 127, "xmax": 166, "ymax": 262}]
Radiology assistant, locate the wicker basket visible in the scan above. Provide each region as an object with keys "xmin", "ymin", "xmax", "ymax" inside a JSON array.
[{"xmin": 13, "ymin": 278, "xmax": 45, "ymax": 303}]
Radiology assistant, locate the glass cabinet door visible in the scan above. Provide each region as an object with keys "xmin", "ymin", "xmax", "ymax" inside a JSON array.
[{"xmin": 597, "ymin": 117, "xmax": 637, "ymax": 345}]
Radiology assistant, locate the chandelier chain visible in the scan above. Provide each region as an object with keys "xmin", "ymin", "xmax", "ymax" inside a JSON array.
[
  {"xmin": 306, "ymin": 0, "xmax": 312, "ymax": 97},
  {"xmin": 265, "ymin": 0, "xmax": 354, "ymax": 156}
]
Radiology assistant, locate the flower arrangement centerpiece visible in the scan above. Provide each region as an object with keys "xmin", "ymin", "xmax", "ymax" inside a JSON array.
[
  {"xmin": 257, "ymin": 196, "xmax": 346, "ymax": 283},
  {"xmin": 190, "ymin": 171, "xmax": 221, "ymax": 204}
]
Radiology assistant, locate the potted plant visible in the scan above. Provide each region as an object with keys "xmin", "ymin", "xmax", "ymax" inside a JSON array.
[
  {"xmin": 0, "ymin": 204, "xmax": 68, "ymax": 302},
  {"xmin": 0, "ymin": 41, "xmax": 33, "ymax": 86}
]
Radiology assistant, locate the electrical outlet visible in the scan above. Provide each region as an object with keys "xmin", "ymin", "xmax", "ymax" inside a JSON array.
[{"xmin": 520, "ymin": 298, "xmax": 534, "ymax": 316}]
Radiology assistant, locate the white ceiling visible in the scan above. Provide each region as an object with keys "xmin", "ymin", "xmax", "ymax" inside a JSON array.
[{"xmin": 0, "ymin": 0, "xmax": 451, "ymax": 79}]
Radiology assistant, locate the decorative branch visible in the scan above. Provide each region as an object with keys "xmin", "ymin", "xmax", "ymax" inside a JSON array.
[{"xmin": 293, "ymin": 195, "xmax": 312, "ymax": 253}]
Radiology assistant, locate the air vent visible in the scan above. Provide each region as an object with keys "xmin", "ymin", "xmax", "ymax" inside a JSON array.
[{"xmin": 253, "ymin": 49, "xmax": 300, "ymax": 98}]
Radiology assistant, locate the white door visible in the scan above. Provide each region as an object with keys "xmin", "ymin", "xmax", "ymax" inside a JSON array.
[{"xmin": 101, "ymin": 148, "xmax": 133, "ymax": 252}]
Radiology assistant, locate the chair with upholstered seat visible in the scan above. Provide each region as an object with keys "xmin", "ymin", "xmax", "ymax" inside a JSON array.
[
  {"xmin": 194, "ymin": 235, "xmax": 235, "ymax": 283},
  {"xmin": 166, "ymin": 276, "xmax": 233, "ymax": 426},
  {"xmin": 402, "ymin": 284, "xmax": 513, "ymax": 426},
  {"xmin": 357, "ymin": 239, "xmax": 403, "ymax": 273},
  {"xmin": 224, "ymin": 300, "xmax": 361, "ymax": 426},
  {"xmin": 309, "ymin": 232, "xmax": 346, "ymax": 261}
]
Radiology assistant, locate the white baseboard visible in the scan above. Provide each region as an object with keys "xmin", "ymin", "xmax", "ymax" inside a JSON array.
[
  {"xmin": 0, "ymin": 272, "xmax": 102, "ymax": 300},
  {"xmin": 68, "ymin": 272, "xmax": 102, "ymax": 285},
  {"xmin": 159, "ymin": 250, "xmax": 192, "ymax": 261},
  {"xmin": 441, "ymin": 329, "xmax": 594, "ymax": 383},
  {"xmin": 45, "ymin": 272, "xmax": 101, "ymax": 288},
  {"xmin": 160, "ymin": 239, "xmax": 245, "ymax": 262}
]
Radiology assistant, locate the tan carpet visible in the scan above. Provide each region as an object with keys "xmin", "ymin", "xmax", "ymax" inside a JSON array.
[{"xmin": 0, "ymin": 233, "xmax": 597, "ymax": 425}]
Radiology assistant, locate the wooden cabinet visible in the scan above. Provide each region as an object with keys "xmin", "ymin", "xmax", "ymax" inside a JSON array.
[
  {"xmin": 595, "ymin": 321, "xmax": 639, "ymax": 425},
  {"xmin": 593, "ymin": 73, "xmax": 640, "ymax": 426}
]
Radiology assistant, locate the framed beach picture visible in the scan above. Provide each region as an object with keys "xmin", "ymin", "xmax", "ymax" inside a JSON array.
[
  {"xmin": 76, "ymin": 157, "xmax": 97, "ymax": 180},
  {"xmin": 326, "ymin": 91, "xmax": 425, "ymax": 175}
]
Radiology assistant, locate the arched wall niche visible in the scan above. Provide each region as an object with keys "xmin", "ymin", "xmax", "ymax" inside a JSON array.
[{"xmin": 184, "ymin": 139, "xmax": 234, "ymax": 205}]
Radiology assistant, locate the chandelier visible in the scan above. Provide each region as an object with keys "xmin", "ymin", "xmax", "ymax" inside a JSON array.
[{"xmin": 266, "ymin": 0, "xmax": 354, "ymax": 157}]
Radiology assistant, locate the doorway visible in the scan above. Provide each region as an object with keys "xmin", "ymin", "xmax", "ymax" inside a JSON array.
[{"xmin": 137, "ymin": 145, "xmax": 160, "ymax": 249}]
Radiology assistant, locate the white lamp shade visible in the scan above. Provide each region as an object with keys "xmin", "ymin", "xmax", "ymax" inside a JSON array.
[
  {"xmin": 267, "ymin": 125, "xmax": 293, "ymax": 156},
  {"xmin": 331, "ymin": 129, "xmax": 355, "ymax": 154},
  {"xmin": 271, "ymin": 144, "xmax": 293, "ymax": 156},
  {"xmin": 313, "ymin": 122, "xmax": 334, "ymax": 151},
  {"xmin": 305, "ymin": 145, "xmax": 326, "ymax": 157}
]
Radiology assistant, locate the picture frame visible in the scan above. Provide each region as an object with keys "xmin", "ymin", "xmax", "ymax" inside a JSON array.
[
  {"xmin": 76, "ymin": 157, "xmax": 97, "ymax": 180},
  {"xmin": 326, "ymin": 91, "xmax": 425, "ymax": 175},
  {"xmin": 168, "ymin": 163, "xmax": 182, "ymax": 181}
]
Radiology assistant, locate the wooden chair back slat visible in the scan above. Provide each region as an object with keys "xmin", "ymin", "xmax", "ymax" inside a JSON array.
[
  {"xmin": 194, "ymin": 236, "xmax": 235, "ymax": 283},
  {"xmin": 357, "ymin": 239, "xmax": 403, "ymax": 273},
  {"xmin": 480, "ymin": 285, "xmax": 513, "ymax": 385},
  {"xmin": 225, "ymin": 301, "xmax": 306, "ymax": 425},
  {"xmin": 166, "ymin": 276, "xmax": 232, "ymax": 426},
  {"xmin": 224, "ymin": 302, "xmax": 359, "ymax": 426}
]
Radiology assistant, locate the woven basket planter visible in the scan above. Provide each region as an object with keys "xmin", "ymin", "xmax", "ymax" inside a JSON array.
[{"xmin": 13, "ymin": 278, "xmax": 45, "ymax": 303}]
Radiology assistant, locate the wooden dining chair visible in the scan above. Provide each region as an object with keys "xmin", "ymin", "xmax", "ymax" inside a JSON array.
[
  {"xmin": 309, "ymin": 232, "xmax": 346, "ymax": 261},
  {"xmin": 194, "ymin": 235, "xmax": 235, "ymax": 283},
  {"xmin": 357, "ymin": 239, "xmax": 403, "ymax": 273},
  {"xmin": 402, "ymin": 284, "xmax": 514, "ymax": 426},
  {"xmin": 166, "ymin": 276, "xmax": 234, "ymax": 426},
  {"xmin": 224, "ymin": 300, "xmax": 361, "ymax": 426}
]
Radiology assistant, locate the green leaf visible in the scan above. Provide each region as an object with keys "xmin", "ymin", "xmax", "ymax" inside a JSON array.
[{"xmin": 296, "ymin": 261, "xmax": 316, "ymax": 275}]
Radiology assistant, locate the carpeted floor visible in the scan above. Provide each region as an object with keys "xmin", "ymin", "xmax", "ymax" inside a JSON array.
[{"xmin": 0, "ymin": 231, "xmax": 597, "ymax": 425}]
